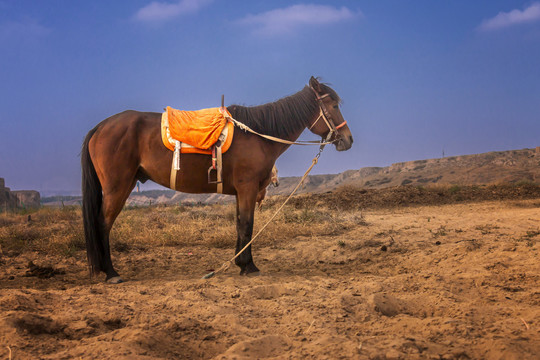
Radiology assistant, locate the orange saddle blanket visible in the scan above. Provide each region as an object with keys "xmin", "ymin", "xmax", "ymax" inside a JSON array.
[{"xmin": 161, "ymin": 106, "xmax": 234, "ymax": 154}]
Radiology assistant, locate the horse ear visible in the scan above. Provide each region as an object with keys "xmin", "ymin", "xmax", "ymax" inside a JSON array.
[{"xmin": 309, "ymin": 76, "xmax": 322, "ymax": 92}]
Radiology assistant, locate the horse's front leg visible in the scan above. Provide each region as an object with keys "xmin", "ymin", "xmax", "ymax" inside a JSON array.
[{"xmin": 234, "ymin": 184, "xmax": 260, "ymax": 275}]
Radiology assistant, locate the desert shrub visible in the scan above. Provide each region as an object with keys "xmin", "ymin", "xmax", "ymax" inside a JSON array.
[
  {"xmin": 525, "ymin": 229, "xmax": 540, "ymax": 238},
  {"xmin": 429, "ymin": 226, "xmax": 448, "ymax": 238}
]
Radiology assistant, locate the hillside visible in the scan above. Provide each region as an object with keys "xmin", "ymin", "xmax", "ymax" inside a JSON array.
[
  {"xmin": 41, "ymin": 147, "xmax": 540, "ymax": 206},
  {"xmin": 268, "ymin": 147, "xmax": 540, "ymax": 196}
]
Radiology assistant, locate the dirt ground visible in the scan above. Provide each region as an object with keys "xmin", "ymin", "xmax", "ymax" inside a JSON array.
[{"xmin": 1, "ymin": 197, "xmax": 539, "ymax": 359}]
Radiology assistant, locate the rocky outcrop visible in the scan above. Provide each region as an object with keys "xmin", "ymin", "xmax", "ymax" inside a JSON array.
[
  {"xmin": 0, "ymin": 178, "xmax": 41, "ymax": 210},
  {"xmin": 13, "ymin": 190, "xmax": 41, "ymax": 208},
  {"xmin": 1, "ymin": 178, "xmax": 18, "ymax": 210},
  {"xmin": 362, "ymin": 148, "xmax": 540, "ymax": 188}
]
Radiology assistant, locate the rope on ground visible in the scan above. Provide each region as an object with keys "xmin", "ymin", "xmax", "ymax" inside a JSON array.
[{"xmin": 202, "ymin": 144, "xmax": 325, "ymax": 279}]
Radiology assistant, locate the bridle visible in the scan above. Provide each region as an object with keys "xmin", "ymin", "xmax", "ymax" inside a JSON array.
[
  {"xmin": 309, "ymin": 86, "xmax": 348, "ymax": 142},
  {"xmin": 217, "ymin": 88, "xmax": 347, "ymax": 147}
]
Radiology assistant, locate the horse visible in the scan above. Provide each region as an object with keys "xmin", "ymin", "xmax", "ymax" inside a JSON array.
[{"xmin": 81, "ymin": 76, "xmax": 353, "ymax": 283}]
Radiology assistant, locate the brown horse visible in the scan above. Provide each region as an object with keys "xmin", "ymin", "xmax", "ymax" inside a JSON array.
[{"xmin": 81, "ymin": 77, "xmax": 353, "ymax": 283}]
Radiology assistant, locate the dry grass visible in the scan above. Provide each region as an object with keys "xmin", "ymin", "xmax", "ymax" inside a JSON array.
[
  {"xmin": 2, "ymin": 186, "xmax": 537, "ymax": 260},
  {"xmin": 0, "ymin": 207, "xmax": 84, "ymax": 257},
  {"xmin": 0, "ymin": 201, "xmax": 359, "ymax": 258}
]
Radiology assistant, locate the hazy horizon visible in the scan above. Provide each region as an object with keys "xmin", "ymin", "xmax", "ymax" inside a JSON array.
[{"xmin": 18, "ymin": 144, "xmax": 539, "ymax": 198}]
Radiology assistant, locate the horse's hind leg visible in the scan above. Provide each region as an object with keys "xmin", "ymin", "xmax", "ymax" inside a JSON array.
[
  {"xmin": 91, "ymin": 139, "xmax": 138, "ymax": 283},
  {"xmin": 100, "ymin": 178, "xmax": 137, "ymax": 283}
]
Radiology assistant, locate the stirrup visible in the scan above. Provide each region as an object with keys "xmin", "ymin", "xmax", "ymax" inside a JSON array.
[{"xmin": 207, "ymin": 166, "xmax": 221, "ymax": 184}]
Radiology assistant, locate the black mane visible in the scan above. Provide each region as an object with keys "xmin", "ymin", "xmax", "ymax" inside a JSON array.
[{"xmin": 227, "ymin": 86, "xmax": 319, "ymax": 139}]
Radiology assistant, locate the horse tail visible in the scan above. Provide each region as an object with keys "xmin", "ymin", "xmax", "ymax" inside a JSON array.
[{"xmin": 81, "ymin": 126, "xmax": 105, "ymax": 275}]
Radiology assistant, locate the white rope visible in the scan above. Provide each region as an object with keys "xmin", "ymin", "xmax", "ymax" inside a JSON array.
[
  {"xmin": 202, "ymin": 145, "xmax": 325, "ymax": 279},
  {"xmin": 220, "ymin": 108, "xmax": 336, "ymax": 146}
]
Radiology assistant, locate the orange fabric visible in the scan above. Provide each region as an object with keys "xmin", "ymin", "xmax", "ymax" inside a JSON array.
[{"xmin": 161, "ymin": 106, "xmax": 234, "ymax": 154}]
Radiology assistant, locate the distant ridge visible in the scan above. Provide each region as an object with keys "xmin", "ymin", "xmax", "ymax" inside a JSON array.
[
  {"xmin": 42, "ymin": 147, "xmax": 540, "ymax": 206},
  {"xmin": 269, "ymin": 147, "xmax": 540, "ymax": 196}
]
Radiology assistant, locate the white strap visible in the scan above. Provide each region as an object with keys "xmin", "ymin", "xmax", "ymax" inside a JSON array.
[{"xmin": 222, "ymin": 111, "xmax": 332, "ymax": 146}]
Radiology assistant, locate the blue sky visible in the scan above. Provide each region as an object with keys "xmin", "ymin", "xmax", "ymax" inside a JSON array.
[{"xmin": 1, "ymin": 1, "xmax": 539, "ymax": 195}]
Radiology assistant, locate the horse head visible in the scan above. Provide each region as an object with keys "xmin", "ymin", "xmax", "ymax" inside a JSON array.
[{"xmin": 308, "ymin": 76, "xmax": 353, "ymax": 151}]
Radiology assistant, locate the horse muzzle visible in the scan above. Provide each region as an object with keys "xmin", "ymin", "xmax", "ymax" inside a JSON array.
[{"xmin": 335, "ymin": 135, "xmax": 353, "ymax": 151}]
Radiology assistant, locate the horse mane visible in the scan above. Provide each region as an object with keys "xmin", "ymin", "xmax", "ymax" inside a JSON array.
[{"xmin": 227, "ymin": 82, "xmax": 340, "ymax": 139}]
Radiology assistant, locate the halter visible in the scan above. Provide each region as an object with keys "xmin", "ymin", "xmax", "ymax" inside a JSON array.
[{"xmin": 309, "ymin": 87, "xmax": 348, "ymax": 142}]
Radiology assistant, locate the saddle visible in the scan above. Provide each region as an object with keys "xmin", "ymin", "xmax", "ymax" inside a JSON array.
[{"xmin": 161, "ymin": 106, "xmax": 234, "ymax": 193}]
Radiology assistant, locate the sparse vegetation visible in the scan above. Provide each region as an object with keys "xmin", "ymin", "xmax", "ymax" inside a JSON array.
[
  {"xmin": 429, "ymin": 225, "xmax": 448, "ymax": 238},
  {"xmin": 0, "ymin": 201, "xmax": 358, "ymax": 258},
  {"xmin": 0, "ymin": 207, "xmax": 85, "ymax": 256},
  {"xmin": 3, "ymin": 184, "xmax": 538, "ymax": 260},
  {"xmin": 475, "ymin": 224, "xmax": 500, "ymax": 235},
  {"xmin": 525, "ymin": 229, "xmax": 540, "ymax": 238},
  {"xmin": 517, "ymin": 228, "xmax": 540, "ymax": 247}
]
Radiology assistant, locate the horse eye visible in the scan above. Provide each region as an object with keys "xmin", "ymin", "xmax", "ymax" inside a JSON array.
[{"xmin": 333, "ymin": 105, "xmax": 338, "ymax": 109}]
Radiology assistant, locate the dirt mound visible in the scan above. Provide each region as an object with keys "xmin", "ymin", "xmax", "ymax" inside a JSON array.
[{"xmin": 282, "ymin": 183, "xmax": 540, "ymax": 210}]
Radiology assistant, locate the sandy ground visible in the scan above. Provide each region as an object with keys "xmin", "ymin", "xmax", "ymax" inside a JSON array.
[{"xmin": 1, "ymin": 200, "xmax": 539, "ymax": 359}]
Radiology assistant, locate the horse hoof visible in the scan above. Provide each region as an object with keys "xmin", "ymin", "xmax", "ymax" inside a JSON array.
[
  {"xmin": 106, "ymin": 276, "xmax": 124, "ymax": 284},
  {"xmin": 240, "ymin": 263, "xmax": 260, "ymax": 276}
]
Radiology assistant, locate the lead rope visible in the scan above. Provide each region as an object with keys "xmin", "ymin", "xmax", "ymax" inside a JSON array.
[{"xmin": 202, "ymin": 142, "xmax": 326, "ymax": 279}]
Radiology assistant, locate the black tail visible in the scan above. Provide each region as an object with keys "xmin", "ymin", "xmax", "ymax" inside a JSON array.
[{"xmin": 81, "ymin": 127, "xmax": 105, "ymax": 275}]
